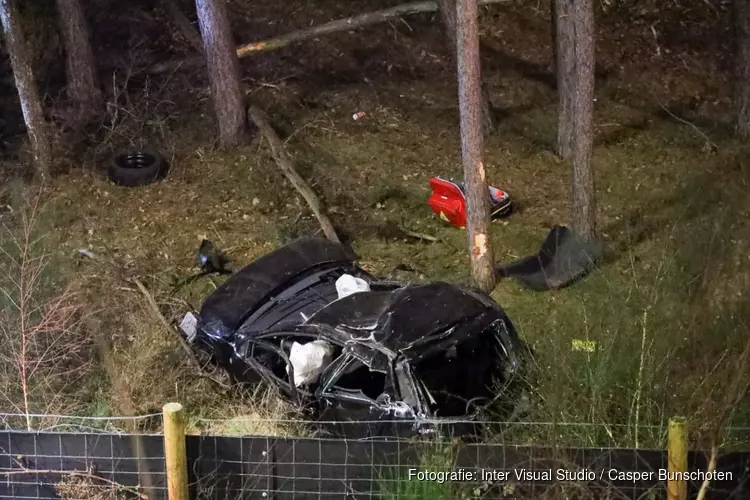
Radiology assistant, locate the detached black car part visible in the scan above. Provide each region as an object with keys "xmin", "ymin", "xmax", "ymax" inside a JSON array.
[
  {"xmin": 496, "ymin": 225, "xmax": 602, "ymax": 291},
  {"xmin": 187, "ymin": 237, "xmax": 529, "ymax": 439}
]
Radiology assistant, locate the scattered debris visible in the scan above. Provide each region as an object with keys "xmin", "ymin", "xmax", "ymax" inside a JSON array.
[
  {"xmin": 571, "ymin": 339, "xmax": 597, "ymax": 352},
  {"xmin": 195, "ymin": 239, "xmax": 231, "ymax": 274},
  {"xmin": 428, "ymin": 177, "xmax": 512, "ymax": 228},
  {"xmin": 495, "ymin": 225, "xmax": 602, "ymax": 291}
]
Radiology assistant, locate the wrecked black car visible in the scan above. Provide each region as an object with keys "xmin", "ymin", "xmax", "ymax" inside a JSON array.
[{"xmin": 183, "ymin": 237, "xmax": 529, "ymax": 438}]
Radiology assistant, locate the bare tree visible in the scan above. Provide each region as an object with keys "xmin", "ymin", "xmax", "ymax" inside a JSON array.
[
  {"xmin": 439, "ymin": 0, "xmax": 496, "ymax": 135},
  {"xmin": 554, "ymin": 0, "xmax": 575, "ymax": 159},
  {"xmin": 0, "ymin": 194, "xmax": 88, "ymax": 430},
  {"xmin": 0, "ymin": 0, "xmax": 53, "ymax": 177},
  {"xmin": 195, "ymin": 0, "xmax": 248, "ymax": 147},
  {"xmin": 456, "ymin": 0, "xmax": 495, "ymax": 292},
  {"xmin": 55, "ymin": 0, "xmax": 101, "ymax": 115},
  {"xmin": 564, "ymin": 0, "xmax": 597, "ymax": 239},
  {"xmin": 734, "ymin": 0, "xmax": 750, "ymax": 140}
]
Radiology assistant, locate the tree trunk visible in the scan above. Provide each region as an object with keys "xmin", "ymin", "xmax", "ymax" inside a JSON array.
[
  {"xmin": 555, "ymin": 0, "xmax": 575, "ymax": 159},
  {"xmin": 439, "ymin": 0, "xmax": 496, "ymax": 136},
  {"xmin": 456, "ymin": 0, "xmax": 495, "ymax": 292},
  {"xmin": 0, "ymin": 0, "xmax": 52, "ymax": 178},
  {"xmin": 195, "ymin": 0, "xmax": 248, "ymax": 148},
  {"xmin": 550, "ymin": 0, "xmax": 557, "ymax": 78},
  {"xmin": 569, "ymin": 0, "xmax": 596, "ymax": 240},
  {"xmin": 55, "ymin": 0, "xmax": 101, "ymax": 115},
  {"xmin": 734, "ymin": 0, "xmax": 750, "ymax": 140}
]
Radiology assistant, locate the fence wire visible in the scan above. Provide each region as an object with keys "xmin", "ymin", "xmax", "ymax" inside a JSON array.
[{"xmin": 0, "ymin": 414, "xmax": 747, "ymax": 500}]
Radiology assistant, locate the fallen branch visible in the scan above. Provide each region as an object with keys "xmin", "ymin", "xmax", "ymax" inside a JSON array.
[
  {"xmin": 148, "ymin": 0, "xmax": 508, "ymax": 74},
  {"xmin": 74, "ymin": 249, "xmax": 229, "ymax": 389},
  {"xmin": 399, "ymin": 226, "xmax": 438, "ymax": 242},
  {"xmin": 247, "ymin": 105, "xmax": 341, "ymax": 243},
  {"xmin": 132, "ymin": 278, "xmax": 210, "ymax": 375}
]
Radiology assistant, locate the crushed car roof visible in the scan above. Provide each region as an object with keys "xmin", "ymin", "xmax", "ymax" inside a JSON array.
[{"xmin": 303, "ymin": 282, "xmax": 505, "ymax": 354}]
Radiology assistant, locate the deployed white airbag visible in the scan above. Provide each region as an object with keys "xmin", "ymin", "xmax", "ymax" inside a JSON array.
[
  {"xmin": 286, "ymin": 340, "xmax": 335, "ymax": 387},
  {"xmin": 335, "ymin": 273, "xmax": 370, "ymax": 299}
]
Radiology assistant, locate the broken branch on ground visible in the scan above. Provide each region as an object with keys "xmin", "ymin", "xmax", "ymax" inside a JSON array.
[
  {"xmin": 247, "ymin": 104, "xmax": 341, "ymax": 244},
  {"xmin": 148, "ymin": 0, "xmax": 508, "ymax": 74}
]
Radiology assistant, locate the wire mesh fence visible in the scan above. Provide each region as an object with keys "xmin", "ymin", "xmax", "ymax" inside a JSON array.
[{"xmin": 0, "ymin": 414, "xmax": 748, "ymax": 500}]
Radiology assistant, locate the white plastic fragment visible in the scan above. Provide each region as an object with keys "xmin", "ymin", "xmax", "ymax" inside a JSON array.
[
  {"xmin": 286, "ymin": 340, "xmax": 335, "ymax": 387},
  {"xmin": 180, "ymin": 312, "xmax": 198, "ymax": 343},
  {"xmin": 335, "ymin": 274, "xmax": 370, "ymax": 299}
]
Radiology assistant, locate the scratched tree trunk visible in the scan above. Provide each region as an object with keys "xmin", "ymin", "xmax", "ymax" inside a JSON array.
[
  {"xmin": 0, "ymin": 0, "xmax": 52, "ymax": 178},
  {"xmin": 456, "ymin": 0, "xmax": 495, "ymax": 292},
  {"xmin": 55, "ymin": 0, "xmax": 101, "ymax": 114},
  {"xmin": 439, "ymin": 0, "xmax": 496, "ymax": 136},
  {"xmin": 569, "ymin": 0, "xmax": 596, "ymax": 240},
  {"xmin": 195, "ymin": 0, "xmax": 248, "ymax": 147},
  {"xmin": 734, "ymin": 0, "xmax": 750, "ymax": 140},
  {"xmin": 555, "ymin": 0, "xmax": 575, "ymax": 159}
]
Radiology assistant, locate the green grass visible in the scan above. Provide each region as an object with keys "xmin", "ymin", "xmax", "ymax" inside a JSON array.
[
  {"xmin": 377, "ymin": 441, "xmax": 460, "ymax": 500},
  {"xmin": 1, "ymin": 0, "xmax": 748, "ymax": 448}
]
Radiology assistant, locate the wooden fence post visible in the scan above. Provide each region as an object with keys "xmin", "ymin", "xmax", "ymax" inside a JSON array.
[
  {"xmin": 667, "ymin": 416, "xmax": 688, "ymax": 500},
  {"xmin": 163, "ymin": 402, "xmax": 189, "ymax": 500}
]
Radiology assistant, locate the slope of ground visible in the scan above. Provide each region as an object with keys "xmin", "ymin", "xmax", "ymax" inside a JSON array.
[{"xmin": 0, "ymin": 0, "xmax": 748, "ymax": 448}]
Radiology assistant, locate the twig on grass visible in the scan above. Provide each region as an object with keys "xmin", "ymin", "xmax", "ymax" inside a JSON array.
[
  {"xmin": 399, "ymin": 226, "xmax": 439, "ymax": 242},
  {"xmin": 655, "ymin": 99, "xmax": 718, "ymax": 152},
  {"xmin": 74, "ymin": 249, "xmax": 230, "ymax": 389}
]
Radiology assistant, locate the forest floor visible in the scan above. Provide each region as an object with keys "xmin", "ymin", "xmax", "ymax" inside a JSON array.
[{"xmin": 1, "ymin": 0, "xmax": 749, "ymax": 448}]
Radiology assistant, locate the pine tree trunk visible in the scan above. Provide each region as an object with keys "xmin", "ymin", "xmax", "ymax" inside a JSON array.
[
  {"xmin": 456, "ymin": 0, "xmax": 495, "ymax": 292},
  {"xmin": 195, "ymin": 0, "xmax": 248, "ymax": 147},
  {"xmin": 569, "ymin": 0, "xmax": 596, "ymax": 240},
  {"xmin": 734, "ymin": 0, "xmax": 750, "ymax": 140},
  {"xmin": 555, "ymin": 0, "xmax": 575, "ymax": 159},
  {"xmin": 550, "ymin": 0, "xmax": 557, "ymax": 78},
  {"xmin": 1, "ymin": 0, "xmax": 52, "ymax": 178},
  {"xmin": 439, "ymin": 0, "xmax": 496, "ymax": 136},
  {"xmin": 55, "ymin": 0, "xmax": 101, "ymax": 115}
]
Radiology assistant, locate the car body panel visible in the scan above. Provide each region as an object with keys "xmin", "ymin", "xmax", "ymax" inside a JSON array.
[{"xmin": 189, "ymin": 237, "xmax": 528, "ymax": 438}]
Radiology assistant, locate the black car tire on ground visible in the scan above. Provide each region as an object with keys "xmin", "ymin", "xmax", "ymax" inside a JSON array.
[{"xmin": 108, "ymin": 151, "xmax": 168, "ymax": 187}]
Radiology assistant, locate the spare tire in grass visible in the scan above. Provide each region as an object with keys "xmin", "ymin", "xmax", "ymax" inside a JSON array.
[{"xmin": 108, "ymin": 151, "xmax": 168, "ymax": 187}]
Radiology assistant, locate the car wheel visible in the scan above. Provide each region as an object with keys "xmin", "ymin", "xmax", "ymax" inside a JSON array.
[{"xmin": 108, "ymin": 150, "xmax": 167, "ymax": 187}]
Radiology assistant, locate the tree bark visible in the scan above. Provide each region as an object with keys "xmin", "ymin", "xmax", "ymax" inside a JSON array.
[
  {"xmin": 734, "ymin": 0, "xmax": 750, "ymax": 140},
  {"xmin": 0, "ymin": 0, "xmax": 52, "ymax": 178},
  {"xmin": 550, "ymin": 0, "xmax": 557, "ymax": 78},
  {"xmin": 194, "ymin": 0, "xmax": 248, "ymax": 148},
  {"xmin": 456, "ymin": 0, "xmax": 495, "ymax": 292},
  {"xmin": 555, "ymin": 0, "xmax": 575, "ymax": 159},
  {"xmin": 569, "ymin": 0, "xmax": 596, "ymax": 240},
  {"xmin": 439, "ymin": 0, "xmax": 496, "ymax": 136},
  {"xmin": 55, "ymin": 0, "xmax": 101, "ymax": 114}
]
